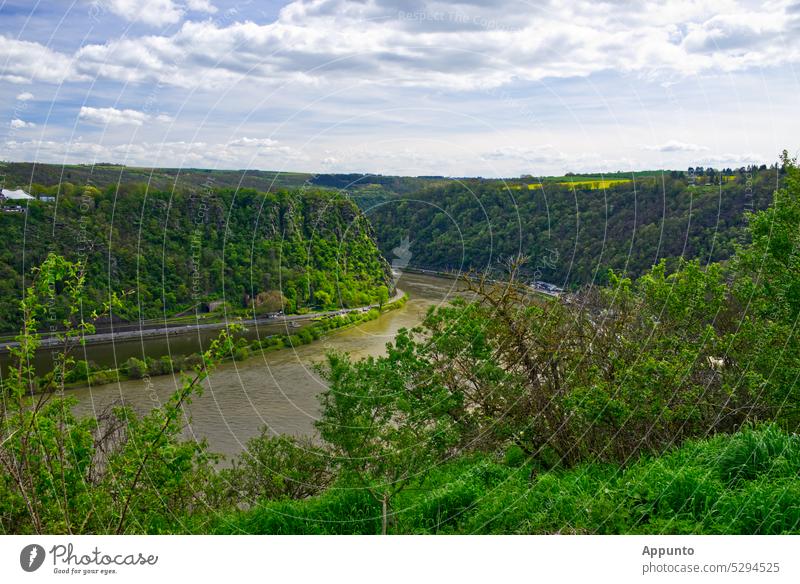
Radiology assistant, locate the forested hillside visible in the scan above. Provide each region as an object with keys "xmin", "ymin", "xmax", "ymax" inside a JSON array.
[
  {"xmin": 0, "ymin": 162, "xmax": 446, "ymax": 201},
  {"xmin": 0, "ymin": 184, "xmax": 391, "ymax": 331},
  {"xmin": 367, "ymin": 167, "xmax": 780, "ymax": 285}
]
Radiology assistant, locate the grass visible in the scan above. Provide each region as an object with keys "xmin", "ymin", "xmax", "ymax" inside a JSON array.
[
  {"xmin": 208, "ymin": 425, "xmax": 800, "ymax": 535},
  {"xmin": 515, "ymin": 179, "xmax": 634, "ymax": 190}
]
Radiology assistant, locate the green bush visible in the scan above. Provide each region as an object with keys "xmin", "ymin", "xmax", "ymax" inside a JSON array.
[
  {"xmin": 146, "ymin": 357, "xmax": 166, "ymax": 376},
  {"xmin": 232, "ymin": 346, "xmax": 250, "ymax": 361},
  {"xmin": 223, "ymin": 432, "xmax": 332, "ymax": 503},
  {"xmin": 715, "ymin": 478, "xmax": 800, "ymax": 534},
  {"xmin": 215, "ymin": 425, "xmax": 800, "ymax": 535},
  {"xmin": 89, "ymin": 370, "xmax": 116, "ymax": 386},
  {"xmin": 64, "ymin": 360, "xmax": 92, "ymax": 383},
  {"xmin": 123, "ymin": 357, "xmax": 147, "ymax": 379},
  {"xmin": 214, "ymin": 488, "xmax": 381, "ymax": 535},
  {"xmin": 504, "ymin": 445, "xmax": 527, "ymax": 468}
]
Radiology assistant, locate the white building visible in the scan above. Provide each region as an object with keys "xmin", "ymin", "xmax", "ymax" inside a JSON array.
[{"xmin": 1, "ymin": 188, "xmax": 34, "ymax": 201}]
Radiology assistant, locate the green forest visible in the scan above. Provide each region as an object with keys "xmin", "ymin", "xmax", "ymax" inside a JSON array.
[
  {"xmin": 0, "ymin": 162, "xmax": 446, "ymax": 208},
  {"xmin": 2, "ymin": 156, "xmax": 800, "ymax": 534},
  {"xmin": 0, "ymin": 183, "xmax": 391, "ymax": 331},
  {"xmin": 366, "ymin": 166, "xmax": 779, "ymax": 286}
]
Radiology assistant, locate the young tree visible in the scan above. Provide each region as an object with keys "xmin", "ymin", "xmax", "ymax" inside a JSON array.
[
  {"xmin": 376, "ymin": 285, "xmax": 389, "ymax": 310},
  {"xmin": 224, "ymin": 432, "xmax": 332, "ymax": 503},
  {"xmin": 316, "ymin": 347, "xmax": 457, "ymax": 534},
  {"xmin": 0, "ymin": 253, "xmax": 238, "ymax": 534}
]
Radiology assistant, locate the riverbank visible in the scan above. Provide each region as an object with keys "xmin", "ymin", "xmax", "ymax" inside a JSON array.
[
  {"xmin": 18, "ymin": 292, "xmax": 408, "ymax": 393},
  {"xmin": 402, "ymin": 265, "xmax": 562, "ymax": 298},
  {"xmin": 0, "ymin": 287, "xmax": 406, "ymax": 352},
  {"xmin": 62, "ymin": 272, "xmax": 453, "ymax": 456}
]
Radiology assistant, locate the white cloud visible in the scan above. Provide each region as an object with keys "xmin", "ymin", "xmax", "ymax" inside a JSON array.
[
  {"xmin": 9, "ymin": 0, "xmax": 800, "ymax": 90},
  {"xmin": 97, "ymin": 0, "xmax": 216, "ymax": 26},
  {"xmin": 482, "ymin": 145, "xmax": 568, "ymax": 165},
  {"xmin": 16, "ymin": 92, "xmax": 35, "ymax": 101},
  {"xmin": 100, "ymin": 0, "xmax": 185, "ymax": 27},
  {"xmin": 682, "ymin": 12, "xmax": 784, "ymax": 54},
  {"xmin": 1, "ymin": 136, "xmax": 304, "ymax": 168},
  {"xmin": 78, "ymin": 106, "xmax": 172, "ymax": 126},
  {"xmin": 10, "ymin": 119, "xmax": 36, "ymax": 129},
  {"xmin": 186, "ymin": 0, "xmax": 216, "ymax": 14},
  {"xmin": 644, "ymin": 140, "xmax": 710, "ymax": 153},
  {"xmin": 1, "ymin": 139, "xmax": 107, "ymax": 162},
  {"xmin": 696, "ymin": 152, "xmax": 766, "ymax": 166},
  {"xmin": 0, "ymin": 36, "xmax": 84, "ymax": 83},
  {"xmin": 217, "ymin": 137, "xmax": 303, "ymax": 162},
  {"xmin": 226, "ymin": 137, "xmax": 279, "ymax": 149}
]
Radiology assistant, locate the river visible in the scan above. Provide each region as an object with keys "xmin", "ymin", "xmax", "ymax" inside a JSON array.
[{"xmin": 67, "ymin": 272, "xmax": 460, "ymax": 458}]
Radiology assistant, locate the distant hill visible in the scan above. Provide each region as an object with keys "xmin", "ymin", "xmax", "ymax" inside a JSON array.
[
  {"xmin": 0, "ymin": 181, "xmax": 391, "ymax": 332},
  {"xmin": 0, "ymin": 162, "xmax": 448, "ymax": 202},
  {"xmin": 0, "ymin": 162, "xmax": 782, "ymax": 323},
  {"xmin": 364, "ymin": 168, "xmax": 781, "ymax": 286}
]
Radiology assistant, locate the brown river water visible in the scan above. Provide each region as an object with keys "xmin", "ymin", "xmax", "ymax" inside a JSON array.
[{"xmin": 67, "ymin": 272, "xmax": 460, "ymax": 458}]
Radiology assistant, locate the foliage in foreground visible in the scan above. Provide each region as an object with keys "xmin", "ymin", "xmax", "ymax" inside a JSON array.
[
  {"xmin": 211, "ymin": 425, "xmax": 800, "ymax": 535},
  {"xmin": 318, "ymin": 154, "xmax": 800, "ymax": 475},
  {"xmin": 0, "ymin": 254, "xmax": 236, "ymax": 534}
]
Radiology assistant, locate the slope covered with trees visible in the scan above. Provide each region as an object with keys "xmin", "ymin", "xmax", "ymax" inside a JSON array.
[
  {"xmin": 0, "ymin": 162, "xmax": 446, "ymax": 203},
  {"xmin": 366, "ymin": 167, "xmax": 779, "ymax": 286},
  {"xmin": 0, "ymin": 184, "xmax": 391, "ymax": 331}
]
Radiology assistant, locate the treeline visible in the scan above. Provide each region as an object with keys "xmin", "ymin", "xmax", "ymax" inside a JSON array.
[
  {"xmin": 0, "ymin": 183, "xmax": 391, "ymax": 331},
  {"xmin": 366, "ymin": 168, "xmax": 779, "ymax": 286},
  {"xmin": 0, "ymin": 162, "xmax": 446, "ymax": 203}
]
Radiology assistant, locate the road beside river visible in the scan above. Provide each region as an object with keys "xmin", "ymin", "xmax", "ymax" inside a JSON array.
[{"xmin": 69, "ymin": 272, "xmax": 461, "ymax": 458}]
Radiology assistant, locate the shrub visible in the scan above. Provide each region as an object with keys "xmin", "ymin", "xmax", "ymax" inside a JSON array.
[
  {"xmin": 160, "ymin": 355, "xmax": 175, "ymax": 374},
  {"xmin": 64, "ymin": 360, "xmax": 91, "ymax": 383},
  {"xmin": 715, "ymin": 478, "xmax": 800, "ymax": 534},
  {"xmin": 232, "ymin": 346, "xmax": 250, "ymax": 361},
  {"xmin": 89, "ymin": 370, "xmax": 116, "ymax": 386},
  {"xmin": 214, "ymin": 488, "xmax": 380, "ymax": 535},
  {"xmin": 224, "ymin": 432, "xmax": 332, "ymax": 503},
  {"xmin": 146, "ymin": 357, "xmax": 166, "ymax": 376},
  {"xmin": 183, "ymin": 353, "xmax": 203, "ymax": 369},
  {"xmin": 123, "ymin": 357, "xmax": 147, "ymax": 379},
  {"xmin": 504, "ymin": 445, "xmax": 527, "ymax": 468}
]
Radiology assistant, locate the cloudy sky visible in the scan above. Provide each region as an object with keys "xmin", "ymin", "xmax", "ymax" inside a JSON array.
[{"xmin": 1, "ymin": 0, "xmax": 798, "ymax": 177}]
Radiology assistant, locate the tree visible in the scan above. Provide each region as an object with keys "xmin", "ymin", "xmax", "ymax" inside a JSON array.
[
  {"xmin": 313, "ymin": 289, "xmax": 333, "ymax": 309},
  {"xmin": 376, "ymin": 285, "xmax": 389, "ymax": 309},
  {"xmin": 0, "ymin": 253, "xmax": 238, "ymax": 534},
  {"xmin": 224, "ymin": 432, "xmax": 332, "ymax": 503},
  {"xmin": 316, "ymin": 348, "xmax": 457, "ymax": 534},
  {"xmin": 728, "ymin": 151, "xmax": 800, "ymax": 427}
]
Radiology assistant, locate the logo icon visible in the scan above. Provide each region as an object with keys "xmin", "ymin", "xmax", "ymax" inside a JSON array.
[
  {"xmin": 20, "ymin": 544, "xmax": 45, "ymax": 572},
  {"xmin": 391, "ymin": 235, "xmax": 413, "ymax": 286},
  {"xmin": 391, "ymin": 236, "xmax": 413, "ymax": 272}
]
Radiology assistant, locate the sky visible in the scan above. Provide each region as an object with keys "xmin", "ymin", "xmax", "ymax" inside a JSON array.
[{"xmin": 1, "ymin": 0, "xmax": 799, "ymax": 177}]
